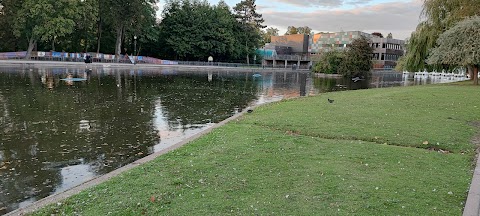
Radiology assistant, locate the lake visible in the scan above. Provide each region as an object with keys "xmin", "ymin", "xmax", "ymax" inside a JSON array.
[{"xmin": 0, "ymin": 66, "xmax": 467, "ymax": 214}]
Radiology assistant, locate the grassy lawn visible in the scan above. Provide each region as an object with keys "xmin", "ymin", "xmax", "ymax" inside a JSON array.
[{"xmin": 33, "ymin": 83, "xmax": 480, "ymax": 215}]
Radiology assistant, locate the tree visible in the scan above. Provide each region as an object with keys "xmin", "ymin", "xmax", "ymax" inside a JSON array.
[
  {"xmin": 68, "ymin": 0, "xmax": 99, "ymax": 52},
  {"xmin": 285, "ymin": 26, "xmax": 312, "ymax": 35},
  {"xmin": 285, "ymin": 26, "xmax": 298, "ymax": 35},
  {"xmin": 160, "ymin": 0, "xmax": 196, "ymax": 60},
  {"xmin": 372, "ymin": 32, "xmax": 383, "ymax": 38},
  {"xmin": 339, "ymin": 36, "xmax": 374, "ymax": 77},
  {"xmin": 262, "ymin": 27, "xmax": 279, "ymax": 43},
  {"xmin": 159, "ymin": 0, "xmax": 249, "ymax": 61},
  {"xmin": 102, "ymin": 0, "xmax": 158, "ymax": 60},
  {"xmin": 312, "ymin": 50, "xmax": 345, "ymax": 74},
  {"xmin": 0, "ymin": 0, "xmax": 25, "ymax": 52},
  {"xmin": 12, "ymin": 0, "xmax": 81, "ymax": 58},
  {"xmin": 427, "ymin": 16, "xmax": 480, "ymax": 85},
  {"xmin": 214, "ymin": 1, "xmax": 243, "ymax": 61},
  {"xmin": 297, "ymin": 26, "xmax": 313, "ymax": 35},
  {"xmin": 284, "ymin": 26, "xmax": 297, "ymax": 35},
  {"xmin": 233, "ymin": 0, "xmax": 265, "ymax": 64},
  {"xmin": 401, "ymin": 0, "xmax": 480, "ymax": 71}
]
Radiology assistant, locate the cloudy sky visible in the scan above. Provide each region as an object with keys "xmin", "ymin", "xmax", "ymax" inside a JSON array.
[{"xmin": 156, "ymin": 0, "xmax": 424, "ymax": 40}]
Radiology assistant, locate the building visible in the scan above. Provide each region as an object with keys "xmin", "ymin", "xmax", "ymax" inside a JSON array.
[
  {"xmin": 370, "ymin": 37, "xmax": 405, "ymax": 69},
  {"xmin": 271, "ymin": 34, "xmax": 309, "ymax": 55},
  {"xmin": 262, "ymin": 34, "xmax": 311, "ymax": 69},
  {"xmin": 262, "ymin": 31, "xmax": 405, "ymax": 70},
  {"xmin": 308, "ymin": 31, "xmax": 371, "ymax": 54}
]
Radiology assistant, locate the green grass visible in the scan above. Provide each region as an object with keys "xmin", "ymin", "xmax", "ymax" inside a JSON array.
[
  {"xmin": 32, "ymin": 84, "xmax": 480, "ymax": 215},
  {"xmin": 244, "ymin": 84, "xmax": 480, "ymax": 153}
]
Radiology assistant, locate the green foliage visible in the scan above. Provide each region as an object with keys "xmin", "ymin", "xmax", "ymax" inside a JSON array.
[
  {"xmin": 313, "ymin": 37, "xmax": 373, "ymax": 76},
  {"xmin": 262, "ymin": 27, "xmax": 279, "ymax": 43},
  {"xmin": 428, "ymin": 16, "xmax": 480, "ymax": 84},
  {"xmin": 401, "ymin": 22, "xmax": 441, "ymax": 72},
  {"xmin": 233, "ymin": 0, "xmax": 265, "ymax": 64},
  {"xmin": 339, "ymin": 36, "xmax": 374, "ymax": 77},
  {"xmin": 428, "ymin": 16, "xmax": 480, "ymax": 67},
  {"xmin": 0, "ymin": 0, "xmax": 158, "ymax": 56},
  {"xmin": 102, "ymin": 0, "xmax": 158, "ymax": 57},
  {"xmin": 285, "ymin": 26, "xmax": 297, "ymax": 35},
  {"xmin": 0, "ymin": 0, "xmax": 26, "ymax": 51},
  {"xmin": 401, "ymin": 0, "xmax": 480, "ymax": 71},
  {"xmin": 312, "ymin": 50, "xmax": 345, "ymax": 74},
  {"xmin": 395, "ymin": 56, "xmax": 406, "ymax": 71},
  {"xmin": 159, "ymin": 0, "xmax": 241, "ymax": 61},
  {"xmin": 11, "ymin": 0, "xmax": 82, "ymax": 56},
  {"xmin": 157, "ymin": 0, "xmax": 265, "ymax": 62},
  {"xmin": 233, "ymin": 0, "xmax": 265, "ymax": 29},
  {"xmin": 285, "ymin": 26, "xmax": 312, "ymax": 35}
]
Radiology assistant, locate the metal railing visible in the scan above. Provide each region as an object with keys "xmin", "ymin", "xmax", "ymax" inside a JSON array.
[
  {"xmin": 0, "ymin": 51, "xmax": 313, "ymax": 70},
  {"xmin": 263, "ymin": 54, "xmax": 311, "ymax": 61}
]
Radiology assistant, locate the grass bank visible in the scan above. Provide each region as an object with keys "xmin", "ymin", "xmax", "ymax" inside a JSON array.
[{"xmin": 33, "ymin": 83, "xmax": 480, "ymax": 215}]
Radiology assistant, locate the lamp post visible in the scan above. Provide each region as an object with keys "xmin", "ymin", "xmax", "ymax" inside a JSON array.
[
  {"xmin": 134, "ymin": 35, "xmax": 137, "ymax": 57},
  {"xmin": 133, "ymin": 35, "xmax": 137, "ymax": 65}
]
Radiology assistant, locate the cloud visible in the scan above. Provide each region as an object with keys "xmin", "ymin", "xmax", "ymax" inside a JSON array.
[
  {"xmin": 346, "ymin": 0, "xmax": 371, "ymax": 5},
  {"xmin": 267, "ymin": 0, "xmax": 373, "ymax": 8},
  {"xmin": 272, "ymin": 0, "xmax": 345, "ymax": 8},
  {"xmin": 260, "ymin": 0, "xmax": 423, "ymax": 39}
]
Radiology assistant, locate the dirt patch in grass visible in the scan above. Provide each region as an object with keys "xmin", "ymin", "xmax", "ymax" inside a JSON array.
[
  {"xmin": 427, "ymin": 147, "xmax": 451, "ymax": 154},
  {"xmin": 470, "ymin": 121, "xmax": 480, "ymax": 149},
  {"xmin": 469, "ymin": 121, "xmax": 480, "ymax": 167}
]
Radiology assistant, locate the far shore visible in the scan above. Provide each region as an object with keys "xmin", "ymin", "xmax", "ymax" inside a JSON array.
[{"xmin": 0, "ymin": 59, "xmax": 311, "ymax": 73}]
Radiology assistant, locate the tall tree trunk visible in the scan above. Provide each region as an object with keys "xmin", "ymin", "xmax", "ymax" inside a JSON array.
[
  {"xmin": 245, "ymin": 39, "xmax": 249, "ymax": 65},
  {"xmin": 468, "ymin": 65, "xmax": 473, "ymax": 79},
  {"xmin": 25, "ymin": 37, "xmax": 36, "ymax": 60},
  {"xmin": 474, "ymin": 65, "xmax": 479, "ymax": 85},
  {"xmin": 96, "ymin": 18, "xmax": 102, "ymax": 53},
  {"xmin": 114, "ymin": 25, "xmax": 123, "ymax": 62}
]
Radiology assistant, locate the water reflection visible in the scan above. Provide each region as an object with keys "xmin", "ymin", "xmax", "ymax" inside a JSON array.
[{"xmin": 0, "ymin": 66, "xmax": 467, "ymax": 214}]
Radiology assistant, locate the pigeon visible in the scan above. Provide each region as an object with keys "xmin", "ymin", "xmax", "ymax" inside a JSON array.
[{"xmin": 328, "ymin": 99, "xmax": 334, "ymax": 103}]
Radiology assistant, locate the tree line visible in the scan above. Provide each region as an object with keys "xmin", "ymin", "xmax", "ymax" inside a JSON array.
[
  {"xmin": 397, "ymin": 0, "xmax": 480, "ymax": 84},
  {"xmin": 0, "ymin": 0, "xmax": 266, "ymax": 63}
]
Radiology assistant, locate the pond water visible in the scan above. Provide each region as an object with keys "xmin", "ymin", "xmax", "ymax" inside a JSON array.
[{"xmin": 0, "ymin": 66, "xmax": 468, "ymax": 214}]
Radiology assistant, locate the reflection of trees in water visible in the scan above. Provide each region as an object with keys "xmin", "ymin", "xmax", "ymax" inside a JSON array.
[
  {"xmin": 252, "ymin": 72, "xmax": 310, "ymax": 99},
  {"xmin": 0, "ymin": 69, "xmax": 159, "ymax": 214},
  {"xmin": 140, "ymin": 72, "xmax": 259, "ymax": 129},
  {"xmin": 312, "ymin": 75, "xmax": 371, "ymax": 93},
  {"xmin": 313, "ymin": 77, "xmax": 340, "ymax": 92}
]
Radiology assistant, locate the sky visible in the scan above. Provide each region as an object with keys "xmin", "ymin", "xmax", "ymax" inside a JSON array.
[{"xmin": 156, "ymin": 0, "xmax": 424, "ymax": 40}]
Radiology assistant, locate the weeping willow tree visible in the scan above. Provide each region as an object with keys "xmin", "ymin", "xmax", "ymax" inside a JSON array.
[
  {"xmin": 399, "ymin": 0, "xmax": 480, "ymax": 71},
  {"xmin": 427, "ymin": 16, "xmax": 480, "ymax": 85}
]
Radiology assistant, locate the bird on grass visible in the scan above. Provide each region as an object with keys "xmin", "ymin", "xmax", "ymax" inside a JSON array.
[{"xmin": 328, "ymin": 99, "xmax": 334, "ymax": 103}]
